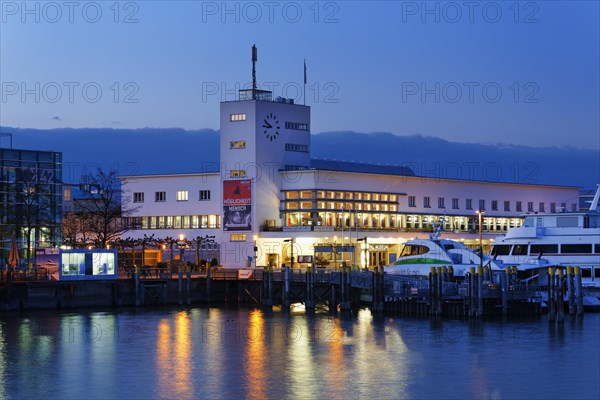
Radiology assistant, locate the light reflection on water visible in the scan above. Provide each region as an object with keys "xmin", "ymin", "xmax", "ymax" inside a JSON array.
[{"xmin": 0, "ymin": 308, "xmax": 598, "ymax": 400}]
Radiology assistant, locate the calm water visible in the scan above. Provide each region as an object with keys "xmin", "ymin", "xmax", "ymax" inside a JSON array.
[{"xmin": 0, "ymin": 306, "xmax": 598, "ymax": 400}]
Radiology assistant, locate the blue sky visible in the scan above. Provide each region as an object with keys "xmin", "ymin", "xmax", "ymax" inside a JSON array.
[{"xmin": 1, "ymin": 1, "xmax": 599, "ymax": 149}]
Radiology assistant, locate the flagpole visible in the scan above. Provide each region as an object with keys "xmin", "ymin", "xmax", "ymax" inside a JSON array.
[{"xmin": 303, "ymin": 58, "xmax": 306, "ymax": 106}]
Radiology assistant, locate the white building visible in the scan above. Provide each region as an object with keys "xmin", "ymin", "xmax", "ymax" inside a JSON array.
[{"xmin": 121, "ymin": 59, "xmax": 579, "ymax": 268}]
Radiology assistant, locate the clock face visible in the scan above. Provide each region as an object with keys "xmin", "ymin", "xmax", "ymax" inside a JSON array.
[{"xmin": 262, "ymin": 112, "xmax": 280, "ymax": 141}]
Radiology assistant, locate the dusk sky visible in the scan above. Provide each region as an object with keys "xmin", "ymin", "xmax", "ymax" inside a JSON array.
[{"xmin": 1, "ymin": 1, "xmax": 599, "ymax": 149}]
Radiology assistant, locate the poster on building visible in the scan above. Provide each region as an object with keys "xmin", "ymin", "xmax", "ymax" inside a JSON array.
[{"xmin": 223, "ymin": 179, "xmax": 252, "ymax": 231}]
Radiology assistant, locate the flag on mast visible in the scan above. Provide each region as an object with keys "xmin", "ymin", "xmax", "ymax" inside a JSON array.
[{"xmin": 304, "ymin": 59, "xmax": 307, "ymax": 84}]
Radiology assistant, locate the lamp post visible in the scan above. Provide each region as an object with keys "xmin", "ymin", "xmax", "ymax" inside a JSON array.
[
  {"xmin": 476, "ymin": 210, "xmax": 485, "ymax": 269},
  {"xmin": 177, "ymin": 234, "xmax": 188, "ymax": 266},
  {"xmin": 253, "ymin": 235, "xmax": 258, "ymax": 268}
]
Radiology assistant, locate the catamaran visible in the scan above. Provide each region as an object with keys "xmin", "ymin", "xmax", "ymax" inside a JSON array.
[{"xmin": 385, "ymin": 217, "xmax": 503, "ymax": 278}]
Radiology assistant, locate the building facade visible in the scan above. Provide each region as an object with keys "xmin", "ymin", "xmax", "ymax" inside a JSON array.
[
  {"xmin": 121, "ymin": 83, "xmax": 579, "ymax": 268},
  {"xmin": 0, "ymin": 148, "xmax": 63, "ymax": 268}
]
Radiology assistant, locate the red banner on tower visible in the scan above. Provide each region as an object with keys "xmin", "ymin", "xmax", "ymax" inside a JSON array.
[{"xmin": 223, "ymin": 179, "xmax": 252, "ymax": 231}]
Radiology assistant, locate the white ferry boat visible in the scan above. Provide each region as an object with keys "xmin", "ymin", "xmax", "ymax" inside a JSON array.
[
  {"xmin": 491, "ymin": 185, "xmax": 600, "ymax": 286},
  {"xmin": 386, "ymin": 218, "xmax": 503, "ymax": 278}
]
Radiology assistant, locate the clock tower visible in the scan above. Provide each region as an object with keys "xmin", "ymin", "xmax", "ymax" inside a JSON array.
[{"xmin": 219, "ymin": 46, "xmax": 311, "ymax": 266}]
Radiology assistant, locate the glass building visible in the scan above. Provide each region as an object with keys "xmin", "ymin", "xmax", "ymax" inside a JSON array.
[{"xmin": 0, "ymin": 148, "xmax": 63, "ymax": 268}]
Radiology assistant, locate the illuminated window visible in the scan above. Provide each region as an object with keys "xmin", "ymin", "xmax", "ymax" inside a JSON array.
[
  {"xmin": 63, "ymin": 188, "xmax": 72, "ymax": 202},
  {"xmin": 230, "ymin": 170, "xmax": 247, "ymax": 178},
  {"xmin": 286, "ymin": 192, "xmax": 299, "ymax": 199},
  {"xmin": 230, "ymin": 234, "xmax": 247, "ymax": 242},
  {"xmin": 230, "ymin": 141, "xmax": 246, "ymax": 149},
  {"xmin": 230, "ymin": 113, "xmax": 246, "ymax": 122},
  {"xmin": 301, "ymin": 201, "xmax": 312, "ymax": 209},
  {"xmin": 177, "ymin": 190, "xmax": 188, "ymax": 201}
]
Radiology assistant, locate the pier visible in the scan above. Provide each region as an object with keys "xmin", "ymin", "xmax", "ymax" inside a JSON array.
[{"xmin": 1, "ymin": 265, "xmax": 592, "ymax": 318}]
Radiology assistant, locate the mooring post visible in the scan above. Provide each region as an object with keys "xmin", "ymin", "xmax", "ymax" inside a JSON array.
[
  {"xmin": 306, "ymin": 263, "xmax": 314, "ymax": 311},
  {"xmin": 566, "ymin": 266, "xmax": 575, "ymax": 315},
  {"xmin": 283, "ymin": 266, "xmax": 290, "ymax": 311},
  {"xmin": 557, "ymin": 268, "xmax": 564, "ymax": 323},
  {"xmin": 429, "ymin": 267, "xmax": 436, "ymax": 316},
  {"xmin": 134, "ymin": 265, "xmax": 141, "ymax": 306},
  {"xmin": 186, "ymin": 263, "xmax": 192, "ymax": 305},
  {"xmin": 574, "ymin": 266, "xmax": 584, "ymax": 315},
  {"xmin": 178, "ymin": 264, "xmax": 183, "ymax": 305},
  {"xmin": 436, "ymin": 266, "xmax": 443, "ymax": 316},
  {"xmin": 206, "ymin": 265, "xmax": 211, "ymax": 304},
  {"xmin": 477, "ymin": 266, "xmax": 483, "ymax": 317},
  {"xmin": 501, "ymin": 267, "xmax": 509, "ymax": 316},
  {"xmin": 469, "ymin": 267, "xmax": 475, "ymax": 318},
  {"xmin": 448, "ymin": 266, "xmax": 454, "ymax": 282},
  {"xmin": 548, "ymin": 267, "xmax": 555, "ymax": 322}
]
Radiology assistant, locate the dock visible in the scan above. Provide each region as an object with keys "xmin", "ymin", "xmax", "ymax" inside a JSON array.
[{"xmin": 1, "ymin": 265, "xmax": 593, "ymax": 320}]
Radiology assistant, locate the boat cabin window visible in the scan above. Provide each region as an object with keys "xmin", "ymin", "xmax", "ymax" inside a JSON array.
[
  {"xmin": 523, "ymin": 217, "xmax": 534, "ymax": 227},
  {"xmin": 581, "ymin": 268, "xmax": 591, "ymax": 278},
  {"xmin": 399, "ymin": 244, "xmax": 430, "ymax": 257},
  {"xmin": 443, "ymin": 244, "xmax": 456, "ymax": 251},
  {"xmin": 512, "ymin": 244, "xmax": 529, "ymax": 256},
  {"xmin": 596, "ymin": 244, "xmax": 600, "ymax": 254},
  {"xmin": 530, "ymin": 244, "xmax": 559, "ymax": 254},
  {"xmin": 556, "ymin": 216, "xmax": 579, "ymax": 227},
  {"xmin": 561, "ymin": 244, "xmax": 592, "ymax": 254},
  {"xmin": 595, "ymin": 268, "xmax": 600, "ymax": 279},
  {"xmin": 491, "ymin": 245, "xmax": 511, "ymax": 255}
]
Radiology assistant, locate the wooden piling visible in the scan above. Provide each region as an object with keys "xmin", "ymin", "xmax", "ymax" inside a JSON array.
[
  {"xmin": 574, "ymin": 266, "xmax": 584, "ymax": 315},
  {"xmin": 186, "ymin": 264, "xmax": 192, "ymax": 305},
  {"xmin": 548, "ymin": 267, "xmax": 555, "ymax": 322},
  {"xmin": 134, "ymin": 265, "xmax": 141, "ymax": 306},
  {"xmin": 469, "ymin": 267, "xmax": 475, "ymax": 318},
  {"xmin": 178, "ymin": 265, "xmax": 183, "ymax": 305},
  {"xmin": 557, "ymin": 268, "xmax": 564, "ymax": 323},
  {"xmin": 436, "ymin": 267, "xmax": 443, "ymax": 316},
  {"xmin": 306, "ymin": 264, "xmax": 314, "ymax": 311},
  {"xmin": 283, "ymin": 266, "xmax": 290, "ymax": 311},
  {"xmin": 501, "ymin": 268, "xmax": 509, "ymax": 316},
  {"xmin": 206, "ymin": 265, "xmax": 212, "ymax": 303},
  {"xmin": 566, "ymin": 266, "xmax": 576, "ymax": 315},
  {"xmin": 477, "ymin": 266, "xmax": 483, "ymax": 317}
]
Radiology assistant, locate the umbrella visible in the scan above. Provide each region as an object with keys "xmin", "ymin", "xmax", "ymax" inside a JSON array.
[{"xmin": 8, "ymin": 235, "xmax": 18, "ymax": 270}]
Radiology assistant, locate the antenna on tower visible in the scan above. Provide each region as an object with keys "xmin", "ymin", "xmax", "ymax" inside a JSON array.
[{"xmin": 251, "ymin": 44, "xmax": 257, "ymax": 99}]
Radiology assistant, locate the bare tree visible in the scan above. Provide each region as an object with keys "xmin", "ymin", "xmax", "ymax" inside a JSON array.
[{"xmin": 71, "ymin": 168, "xmax": 137, "ymax": 248}]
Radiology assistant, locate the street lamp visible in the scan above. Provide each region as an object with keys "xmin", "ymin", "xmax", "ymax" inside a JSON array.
[
  {"xmin": 253, "ymin": 235, "xmax": 258, "ymax": 268},
  {"xmin": 476, "ymin": 210, "xmax": 485, "ymax": 269},
  {"xmin": 177, "ymin": 234, "xmax": 188, "ymax": 266}
]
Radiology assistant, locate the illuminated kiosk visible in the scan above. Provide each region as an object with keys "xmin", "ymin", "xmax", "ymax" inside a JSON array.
[{"xmin": 59, "ymin": 249, "xmax": 118, "ymax": 281}]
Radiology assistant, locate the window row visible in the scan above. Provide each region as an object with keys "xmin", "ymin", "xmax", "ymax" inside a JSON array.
[
  {"xmin": 286, "ymin": 201, "xmax": 399, "ymax": 212},
  {"xmin": 125, "ymin": 215, "xmax": 220, "ymax": 229},
  {"xmin": 284, "ymin": 190, "xmax": 398, "ymax": 202},
  {"xmin": 230, "ymin": 113, "xmax": 246, "ymax": 122},
  {"xmin": 133, "ymin": 190, "xmax": 211, "ymax": 203},
  {"xmin": 285, "ymin": 143, "xmax": 309, "ymax": 153},
  {"xmin": 407, "ymin": 196, "xmax": 575, "ymax": 213},
  {"xmin": 285, "ymin": 121, "xmax": 309, "ymax": 131}
]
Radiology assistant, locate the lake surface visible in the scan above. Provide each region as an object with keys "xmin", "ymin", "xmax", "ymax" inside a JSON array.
[{"xmin": 0, "ymin": 306, "xmax": 598, "ymax": 400}]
